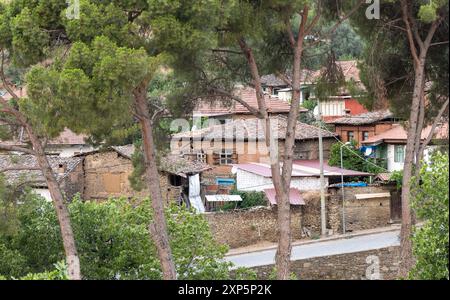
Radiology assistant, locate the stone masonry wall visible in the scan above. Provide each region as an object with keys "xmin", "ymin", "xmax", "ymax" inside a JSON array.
[
  {"xmin": 205, "ymin": 206, "xmax": 303, "ymax": 249},
  {"xmin": 328, "ymin": 185, "xmax": 392, "ymax": 234},
  {"xmin": 254, "ymin": 246, "xmax": 400, "ymax": 280},
  {"xmin": 205, "ymin": 186, "xmax": 393, "ymax": 249}
]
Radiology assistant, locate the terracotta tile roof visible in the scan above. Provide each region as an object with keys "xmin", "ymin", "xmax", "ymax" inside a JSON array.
[
  {"xmin": 49, "ymin": 128, "xmax": 88, "ymax": 145},
  {"xmin": 77, "ymin": 144, "xmax": 210, "ymax": 177},
  {"xmin": 0, "ymin": 154, "xmax": 82, "ymax": 186},
  {"xmin": 260, "ymin": 60, "xmax": 361, "ymax": 87},
  {"xmin": 330, "ymin": 110, "xmax": 394, "ymax": 125},
  {"xmin": 111, "ymin": 145, "xmax": 135, "ymax": 159},
  {"xmin": 374, "ymin": 173, "xmax": 392, "ymax": 182},
  {"xmin": 337, "ymin": 60, "xmax": 361, "ymax": 83},
  {"xmin": 0, "ymin": 128, "xmax": 88, "ymax": 147},
  {"xmin": 193, "ymin": 87, "xmax": 306, "ymax": 117},
  {"xmin": 362, "ymin": 123, "xmax": 449, "ymax": 145},
  {"xmin": 261, "ymin": 70, "xmax": 320, "ymax": 87},
  {"xmin": 172, "ymin": 115, "xmax": 337, "ymax": 141},
  {"xmin": 159, "ymin": 155, "xmax": 212, "ymax": 177}
]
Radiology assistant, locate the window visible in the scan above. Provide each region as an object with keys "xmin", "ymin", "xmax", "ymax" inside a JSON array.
[
  {"xmin": 347, "ymin": 131, "xmax": 355, "ymax": 142},
  {"xmin": 196, "ymin": 151, "xmax": 206, "ymax": 163},
  {"xmin": 394, "ymin": 145, "xmax": 405, "ymax": 163},
  {"xmin": 362, "ymin": 131, "xmax": 369, "ymax": 141},
  {"xmin": 169, "ymin": 174, "xmax": 182, "ymax": 186},
  {"xmin": 271, "ymin": 88, "xmax": 279, "ymax": 97},
  {"xmin": 219, "ymin": 149, "xmax": 233, "ymax": 165}
]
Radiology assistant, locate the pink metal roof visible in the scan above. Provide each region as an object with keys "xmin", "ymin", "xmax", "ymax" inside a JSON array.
[
  {"xmin": 236, "ymin": 161, "xmax": 371, "ymax": 178},
  {"xmin": 264, "ymin": 188, "xmax": 305, "ymax": 206},
  {"xmin": 293, "ymin": 160, "xmax": 371, "ymax": 177}
]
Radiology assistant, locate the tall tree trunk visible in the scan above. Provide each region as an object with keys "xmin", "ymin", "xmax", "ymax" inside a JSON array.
[
  {"xmin": 237, "ymin": 5, "xmax": 308, "ymax": 279},
  {"xmin": 25, "ymin": 124, "xmax": 81, "ymax": 280},
  {"xmin": 398, "ymin": 62, "xmax": 425, "ymax": 277},
  {"xmin": 1, "ymin": 89, "xmax": 81, "ymax": 279},
  {"xmin": 398, "ymin": 0, "xmax": 441, "ymax": 277},
  {"xmin": 134, "ymin": 83, "xmax": 177, "ymax": 280}
]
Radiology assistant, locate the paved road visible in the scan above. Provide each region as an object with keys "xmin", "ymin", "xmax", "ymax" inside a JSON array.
[{"xmin": 225, "ymin": 230, "xmax": 400, "ymax": 269}]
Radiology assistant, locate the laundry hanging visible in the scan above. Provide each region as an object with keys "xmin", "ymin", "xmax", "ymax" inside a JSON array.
[{"xmin": 188, "ymin": 174, "xmax": 205, "ymax": 213}]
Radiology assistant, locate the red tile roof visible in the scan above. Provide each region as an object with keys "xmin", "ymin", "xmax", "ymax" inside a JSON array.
[
  {"xmin": 361, "ymin": 123, "xmax": 449, "ymax": 145},
  {"xmin": 194, "ymin": 87, "xmax": 306, "ymax": 117},
  {"xmin": 49, "ymin": 128, "xmax": 88, "ymax": 145}
]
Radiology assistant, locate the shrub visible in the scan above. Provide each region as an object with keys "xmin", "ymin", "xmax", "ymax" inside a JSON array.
[
  {"xmin": 220, "ymin": 190, "xmax": 267, "ymax": 211},
  {"xmin": 409, "ymin": 152, "xmax": 449, "ymax": 280},
  {"xmin": 0, "ymin": 194, "xmax": 252, "ymax": 279}
]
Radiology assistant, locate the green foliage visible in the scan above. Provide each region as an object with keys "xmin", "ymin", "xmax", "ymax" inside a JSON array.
[
  {"xmin": 409, "ymin": 152, "xmax": 449, "ymax": 280},
  {"xmin": 328, "ymin": 141, "xmax": 384, "ymax": 174},
  {"xmin": 351, "ymin": 0, "xmax": 448, "ymax": 120},
  {"xmin": 220, "ymin": 190, "xmax": 267, "ymax": 211},
  {"xmin": 0, "ymin": 194, "xmax": 245, "ymax": 279},
  {"xmin": 15, "ymin": 261, "xmax": 68, "ymax": 280},
  {"xmin": 390, "ymin": 170, "xmax": 403, "ymax": 190}
]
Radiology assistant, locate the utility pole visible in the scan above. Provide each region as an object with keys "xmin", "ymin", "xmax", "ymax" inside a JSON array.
[{"xmin": 317, "ymin": 99, "xmax": 327, "ymax": 236}]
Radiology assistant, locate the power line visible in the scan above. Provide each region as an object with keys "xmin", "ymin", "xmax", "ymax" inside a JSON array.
[{"xmin": 316, "ymin": 121, "xmax": 389, "ymax": 173}]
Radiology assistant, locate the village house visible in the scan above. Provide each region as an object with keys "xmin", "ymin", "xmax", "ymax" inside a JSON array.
[
  {"xmin": 261, "ymin": 60, "xmax": 369, "ymax": 122},
  {"xmin": 193, "ymin": 87, "xmax": 308, "ymax": 123},
  {"xmin": 0, "ymin": 145, "xmax": 211, "ymax": 212},
  {"xmin": 0, "ymin": 154, "xmax": 84, "ymax": 201},
  {"xmin": 75, "ymin": 145, "xmax": 211, "ymax": 209},
  {"xmin": 361, "ymin": 122, "xmax": 449, "ymax": 172},
  {"xmin": 0, "ymin": 127, "xmax": 95, "ymax": 157},
  {"xmin": 235, "ymin": 160, "xmax": 371, "ymax": 193},
  {"xmin": 328, "ymin": 110, "xmax": 399, "ymax": 147},
  {"xmin": 171, "ymin": 115, "xmax": 338, "ymax": 195}
]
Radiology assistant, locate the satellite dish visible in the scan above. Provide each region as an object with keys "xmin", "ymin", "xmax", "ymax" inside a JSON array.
[{"xmin": 364, "ymin": 147, "xmax": 373, "ymax": 156}]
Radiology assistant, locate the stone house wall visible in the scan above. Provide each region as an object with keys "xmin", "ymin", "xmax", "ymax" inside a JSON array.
[
  {"xmin": 205, "ymin": 187, "xmax": 393, "ymax": 248},
  {"xmin": 60, "ymin": 161, "xmax": 85, "ymax": 201},
  {"xmin": 205, "ymin": 206, "xmax": 303, "ymax": 249},
  {"xmin": 253, "ymin": 246, "xmax": 400, "ymax": 280},
  {"xmin": 327, "ymin": 185, "xmax": 392, "ymax": 234}
]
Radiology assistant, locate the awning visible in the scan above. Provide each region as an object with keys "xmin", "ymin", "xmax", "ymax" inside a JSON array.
[
  {"xmin": 205, "ymin": 195, "xmax": 243, "ymax": 202},
  {"xmin": 263, "ymin": 188, "xmax": 305, "ymax": 206}
]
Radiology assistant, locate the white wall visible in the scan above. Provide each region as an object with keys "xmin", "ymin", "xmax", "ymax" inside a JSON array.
[
  {"xmin": 33, "ymin": 188, "xmax": 52, "ymax": 202},
  {"xmin": 236, "ymin": 169, "xmax": 326, "ymax": 192},
  {"xmin": 387, "ymin": 144, "xmax": 404, "ymax": 172},
  {"xmin": 313, "ymin": 100, "xmax": 346, "ymax": 117},
  {"xmin": 47, "ymin": 145, "xmax": 95, "ymax": 157},
  {"xmin": 387, "ymin": 144, "xmax": 441, "ymax": 172}
]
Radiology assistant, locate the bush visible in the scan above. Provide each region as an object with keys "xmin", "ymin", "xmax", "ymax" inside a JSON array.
[
  {"xmin": 0, "ymin": 194, "xmax": 254, "ymax": 280},
  {"xmin": 220, "ymin": 190, "xmax": 267, "ymax": 211},
  {"xmin": 409, "ymin": 152, "xmax": 449, "ymax": 280},
  {"xmin": 328, "ymin": 141, "xmax": 384, "ymax": 174}
]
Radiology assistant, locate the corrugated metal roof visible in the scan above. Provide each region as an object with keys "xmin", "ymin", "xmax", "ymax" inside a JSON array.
[
  {"xmin": 264, "ymin": 188, "xmax": 305, "ymax": 205},
  {"xmin": 236, "ymin": 161, "xmax": 371, "ymax": 178}
]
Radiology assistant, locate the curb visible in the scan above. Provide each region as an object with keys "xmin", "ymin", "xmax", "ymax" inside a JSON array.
[{"xmin": 225, "ymin": 225, "xmax": 401, "ymax": 257}]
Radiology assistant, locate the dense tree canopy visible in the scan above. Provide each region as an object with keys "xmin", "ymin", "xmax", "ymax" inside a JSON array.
[{"xmin": 0, "ymin": 194, "xmax": 243, "ymax": 280}]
